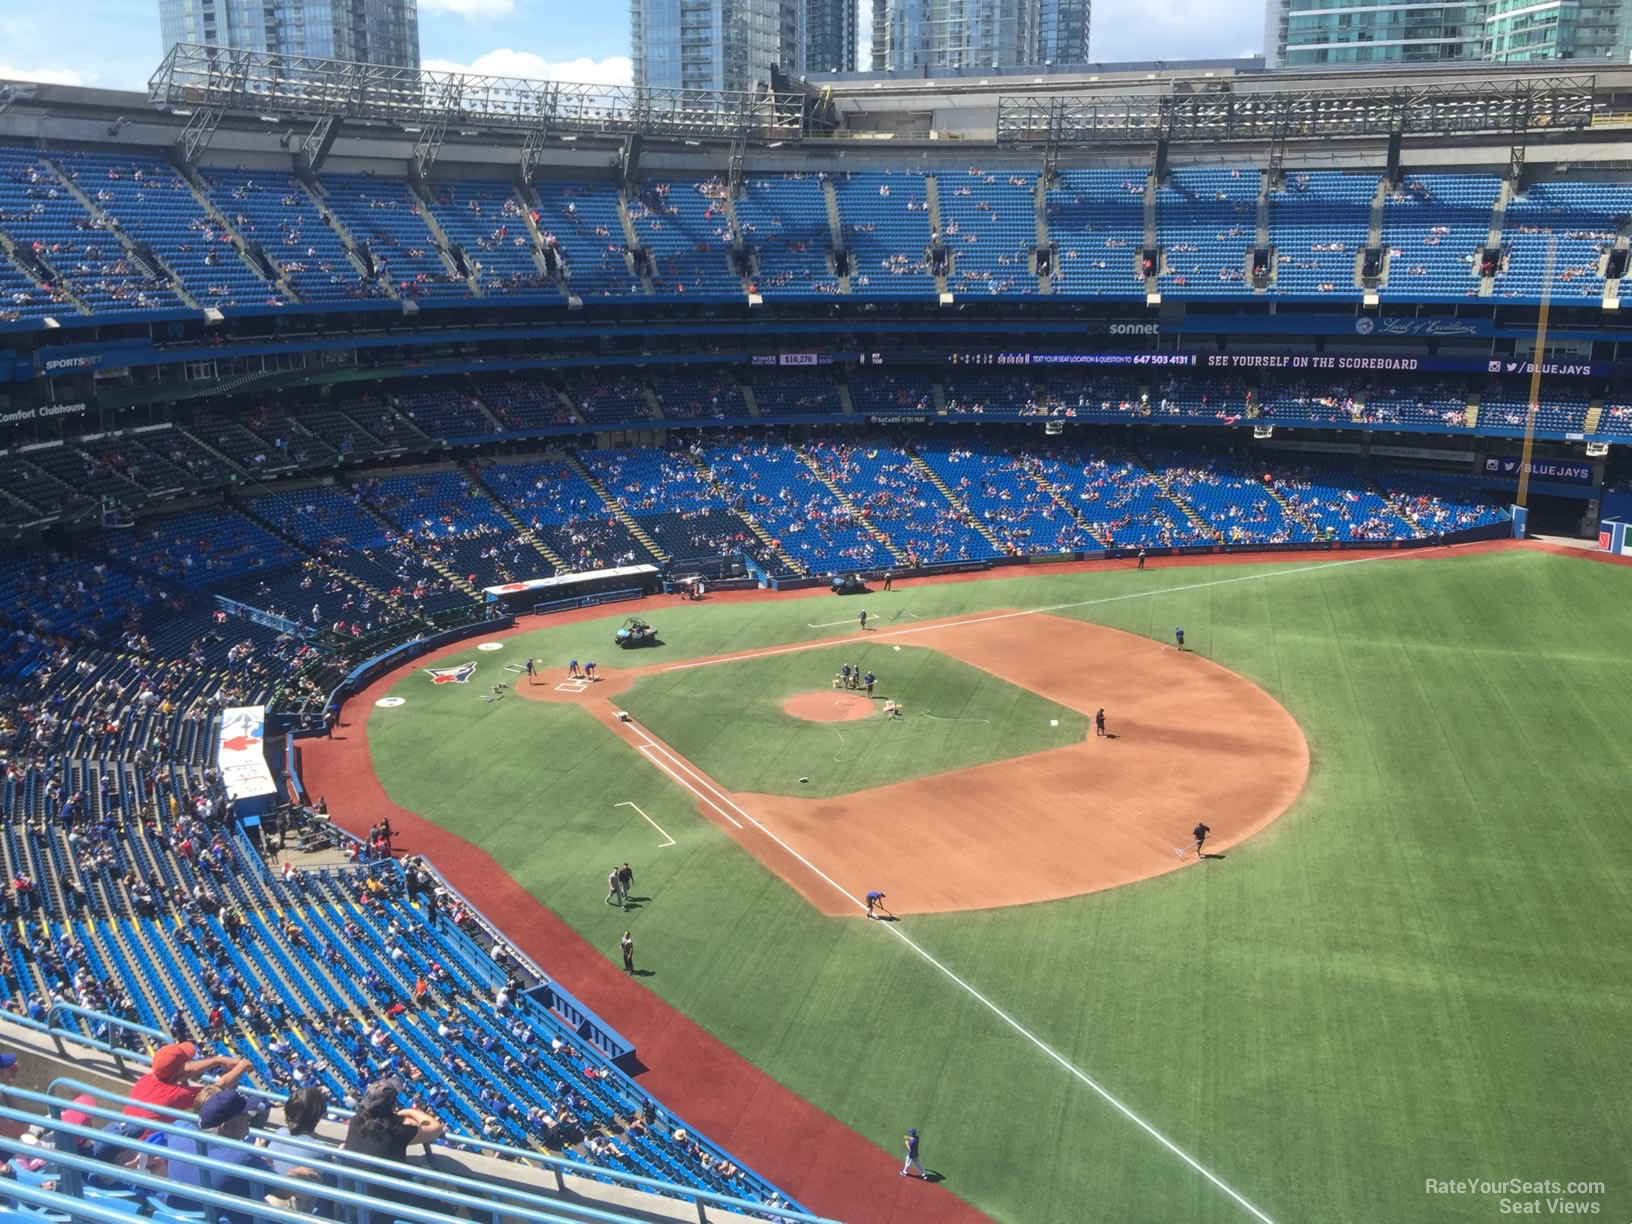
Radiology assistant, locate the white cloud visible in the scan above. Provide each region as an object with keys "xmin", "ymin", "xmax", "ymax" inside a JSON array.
[
  {"xmin": 423, "ymin": 50, "xmax": 634, "ymax": 86},
  {"xmin": 418, "ymin": 0, "xmax": 516, "ymax": 19},
  {"xmin": 0, "ymin": 64, "xmax": 91, "ymax": 87}
]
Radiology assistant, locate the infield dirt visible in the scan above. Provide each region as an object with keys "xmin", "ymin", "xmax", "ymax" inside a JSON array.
[{"xmin": 517, "ymin": 610, "xmax": 1309, "ymax": 914}]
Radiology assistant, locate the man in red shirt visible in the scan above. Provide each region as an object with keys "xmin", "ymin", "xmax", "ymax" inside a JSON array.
[{"xmin": 124, "ymin": 1042, "xmax": 254, "ymax": 1122}]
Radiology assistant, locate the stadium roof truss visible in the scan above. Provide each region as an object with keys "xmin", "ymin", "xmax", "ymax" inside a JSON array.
[
  {"xmin": 996, "ymin": 77, "xmax": 1599, "ymax": 148},
  {"xmin": 148, "ymin": 44, "xmax": 807, "ymax": 164}
]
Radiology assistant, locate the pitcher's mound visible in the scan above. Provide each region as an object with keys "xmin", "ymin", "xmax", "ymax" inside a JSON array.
[{"xmin": 784, "ymin": 691, "xmax": 875, "ymax": 722}]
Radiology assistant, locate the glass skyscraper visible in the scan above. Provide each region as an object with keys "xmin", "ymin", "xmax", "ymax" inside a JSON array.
[
  {"xmin": 633, "ymin": 0, "xmax": 801, "ymax": 92},
  {"xmin": 805, "ymin": 0, "xmax": 858, "ymax": 73},
  {"xmin": 871, "ymin": 0, "xmax": 1075, "ymax": 71},
  {"xmin": 1039, "ymin": 0, "xmax": 1091, "ymax": 64},
  {"xmin": 1265, "ymin": 0, "xmax": 1628, "ymax": 65},
  {"xmin": 158, "ymin": 0, "xmax": 420, "ymax": 68}
]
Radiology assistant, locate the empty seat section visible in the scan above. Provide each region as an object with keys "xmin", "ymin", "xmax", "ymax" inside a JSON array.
[
  {"xmin": 938, "ymin": 169, "xmax": 1037, "ymax": 296},
  {"xmin": 1045, "ymin": 169, "xmax": 1147, "ymax": 297},
  {"xmin": 53, "ymin": 150, "xmax": 279, "ymax": 310},
  {"xmin": 200, "ymin": 167, "xmax": 379, "ymax": 302},
  {"xmin": 735, "ymin": 174, "xmax": 839, "ymax": 295},
  {"xmin": 1269, "ymin": 171, "xmax": 1376, "ymax": 298},
  {"xmin": 531, "ymin": 181, "xmax": 643, "ymax": 297},
  {"xmin": 1383, "ymin": 175, "xmax": 1500, "ymax": 300},
  {"xmin": 630, "ymin": 178, "xmax": 739, "ymax": 297},
  {"xmin": 833, "ymin": 171, "xmax": 935, "ymax": 297},
  {"xmin": 1158, "ymin": 168, "xmax": 1258, "ymax": 297}
]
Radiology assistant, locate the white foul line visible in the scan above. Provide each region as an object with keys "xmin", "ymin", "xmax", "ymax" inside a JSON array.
[
  {"xmin": 629, "ymin": 739, "xmax": 743, "ymax": 828},
  {"xmin": 621, "ymin": 715, "xmax": 1276, "ymax": 1223},
  {"xmin": 663, "ymin": 552, "xmax": 1401, "ymax": 672},
  {"xmin": 616, "ymin": 800, "xmax": 676, "ymax": 848},
  {"xmin": 804, "ymin": 617, "xmax": 860, "ymax": 628}
]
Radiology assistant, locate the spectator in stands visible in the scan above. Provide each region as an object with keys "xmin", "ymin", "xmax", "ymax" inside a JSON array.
[
  {"xmin": 266, "ymin": 1086, "xmax": 333, "ymax": 1212},
  {"xmin": 341, "ymin": 1079, "xmax": 445, "ymax": 1211},
  {"xmin": 342, "ymin": 1078, "xmax": 444, "ymax": 1161},
  {"xmin": 163, "ymin": 1088, "xmax": 275, "ymax": 1223},
  {"xmin": 124, "ymin": 1042, "xmax": 254, "ymax": 1122}
]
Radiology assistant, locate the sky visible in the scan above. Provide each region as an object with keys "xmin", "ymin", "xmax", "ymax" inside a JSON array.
[{"xmin": 0, "ymin": 0, "xmax": 1261, "ymax": 95}]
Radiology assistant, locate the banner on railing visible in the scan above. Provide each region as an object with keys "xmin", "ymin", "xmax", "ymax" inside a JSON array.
[{"xmin": 218, "ymin": 706, "xmax": 279, "ymax": 800}]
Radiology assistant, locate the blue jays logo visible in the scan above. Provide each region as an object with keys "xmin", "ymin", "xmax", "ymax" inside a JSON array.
[{"xmin": 424, "ymin": 662, "xmax": 477, "ymax": 685}]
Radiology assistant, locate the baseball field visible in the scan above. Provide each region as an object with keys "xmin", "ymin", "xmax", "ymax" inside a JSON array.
[{"xmin": 305, "ymin": 543, "xmax": 1632, "ymax": 1224}]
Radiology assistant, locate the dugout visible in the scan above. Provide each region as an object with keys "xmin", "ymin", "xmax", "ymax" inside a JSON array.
[{"xmin": 481, "ymin": 564, "xmax": 662, "ymax": 615}]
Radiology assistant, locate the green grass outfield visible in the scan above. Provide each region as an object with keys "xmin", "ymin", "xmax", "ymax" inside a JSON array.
[
  {"xmin": 618, "ymin": 643, "xmax": 1090, "ymax": 797},
  {"xmin": 369, "ymin": 551, "xmax": 1632, "ymax": 1224}
]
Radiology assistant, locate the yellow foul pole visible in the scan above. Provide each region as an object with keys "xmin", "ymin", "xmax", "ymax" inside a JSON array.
[{"xmin": 1515, "ymin": 233, "xmax": 1557, "ymax": 510}]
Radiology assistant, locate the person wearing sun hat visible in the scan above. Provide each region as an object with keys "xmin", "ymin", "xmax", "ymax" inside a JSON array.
[{"xmin": 124, "ymin": 1041, "xmax": 254, "ymax": 1122}]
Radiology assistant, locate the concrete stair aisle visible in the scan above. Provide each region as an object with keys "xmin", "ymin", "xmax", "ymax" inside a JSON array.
[
  {"xmin": 0, "ymin": 228, "xmax": 90, "ymax": 315},
  {"xmin": 407, "ymin": 178, "xmax": 484, "ymax": 297},
  {"xmin": 904, "ymin": 446, "xmax": 1010, "ymax": 555},
  {"xmin": 564, "ymin": 453, "xmax": 670, "ymax": 563},
  {"xmin": 1253, "ymin": 170, "xmax": 1273, "ymax": 292},
  {"xmin": 1479, "ymin": 181, "xmax": 1511, "ymax": 298},
  {"xmin": 555, "ymin": 386, "xmax": 587, "ymax": 425},
  {"xmin": 42, "ymin": 155, "xmax": 199, "ymax": 310},
  {"xmin": 836, "ymin": 378, "xmax": 856, "ymax": 416},
  {"xmin": 298, "ymin": 177, "xmax": 400, "ymax": 300},
  {"xmin": 234, "ymin": 500, "xmax": 423, "ymax": 616},
  {"xmin": 1464, "ymin": 394, "xmax": 1480, "ymax": 429},
  {"xmin": 1017, "ymin": 461, "xmax": 1113, "ymax": 548},
  {"xmin": 643, "ymin": 381, "xmax": 666, "ymax": 420},
  {"xmin": 1142, "ymin": 175, "xmax": 1161, "ymax": 301},
  {"xmin": 931, "ymin": 380, "xmax": 948, "ymax": 415},
  {"xmin": 1260, "ymin": 479, "xmax": 1324, "ymax": 538},
  {"xmin": 452, "ymin": 382, "xmax": 508, "ymax": 432},
  {"xmin": 176, "ymin": 161, "xmax": 302, "ymax": 303},
  {"xmin": 615, "ymin": 196, "xmax": 656, "ymax": 295},
  {"xmin": 1602, "ymin": 227, "xmax": 1629, "ymax": 309},
  {"xmin": 345, "ymin": 487, "xmax": 481, "ymax": 597},
  {"xmin": 513, "ymin": 181, "xmax": 576, "ymax": 303},
  {"xmin": 718, "ymin": 189, "xmax": 757, "ymax": 301},
  {"xmin": 1360, "ymin": 178, "xmax": 1390, "ymax": 298},
  {"xmin": 794, "ymin": 446, "xmax": 909, "ymax": 565},
  {"xmin": 339, "ymin": 403, "xmax": 431, "ymax": 455},
  {"xmin": 1128, "ymin": 450, "xmax": 1223, "ymax": 541},
  {"xmin": 1366, "ymin": 477, "xmax": 1428, "ymax": 537},
  {"xmin": 1584, "ymin": 399, "xmax": 1604, "ymax": 434},
  {"xmin": 1033, "ymin": 175, "xmax": 1054, "ymax": 294},
  {"xmin": 463, "ymin": 463, "xmax": 569, "ymax": 572},
  {"xmin": 822, "ymin": 177, "xmax": 852, "ymax": 294},
  {"xmin": 925, "ymin": 175, "xmax": 948, "ymax": 297},
  {"xmin": 174, "ymin": 428, "xmax": 250, "ymax": 480},
  {"xmin": 685, "ymin": 452, "xmax": 805, "ymax": 575},
  {"xmin": 737, "ymin": 372, "xmax": 761, "ymax": 416}
]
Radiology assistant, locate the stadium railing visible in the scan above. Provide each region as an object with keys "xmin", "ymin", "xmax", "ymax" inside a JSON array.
[
  {"xmin": 1, "ymin": 1081, "xmax": 811, "ymax": 1224},
  {"xmin": 0, "ymin": 1049, "xmax": 836, "ymax": 1224}
]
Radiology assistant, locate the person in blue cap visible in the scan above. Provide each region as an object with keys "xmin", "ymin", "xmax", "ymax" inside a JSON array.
[
  {"xmin": 1174, "ymin": 627, "xmax": 1185, "ymax": 651},
  {"xmin": 163, "ymin": 1089, "xmax": 275, "ymax": 1221},
  {"xmin": 901, "ymin": 1126, "xmax": 924, "ymax": 1177},
  {"xmin": 858, "ymin": 608, "xmax": 870, "ymax": 631}
]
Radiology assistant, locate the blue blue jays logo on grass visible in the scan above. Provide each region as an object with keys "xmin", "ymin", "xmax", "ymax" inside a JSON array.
[{"xmin": 424, "ymin": 662, "xmax": 477, "ymax": 685}]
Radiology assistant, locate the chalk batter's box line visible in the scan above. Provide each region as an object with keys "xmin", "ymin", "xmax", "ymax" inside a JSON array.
[
  {"xmin": 616, "ymin": 800, "xmax": 676, "ymax": 848},
  {"xmin": 556, "ymin": 679, "xmax": 591, "ymax": 693}
]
